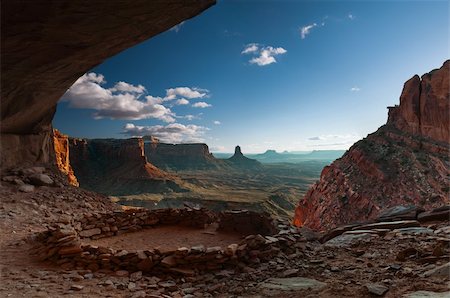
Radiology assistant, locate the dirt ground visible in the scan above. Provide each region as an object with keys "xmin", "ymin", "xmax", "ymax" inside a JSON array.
[
  {"xmin": 1, "ymin": 182, "xmax": 449, "ymax": 298},
  {"xmin": 82, "ymin": 225, "xmax": 244, "ymax": 251}
]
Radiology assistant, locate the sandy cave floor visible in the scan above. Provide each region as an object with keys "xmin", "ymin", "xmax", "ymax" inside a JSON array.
[{"xmin": 82, "ymin": 225, "xmax": 245, "ymax": 251}]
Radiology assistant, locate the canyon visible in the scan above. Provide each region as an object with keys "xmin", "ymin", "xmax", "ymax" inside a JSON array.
[
  {"xmin": 0, "ymin": 1, "xmax": 448, "ymax": 297},
  {"xmin": 294, "ymin": 60, "xmax": 450, "ymax": 230}
]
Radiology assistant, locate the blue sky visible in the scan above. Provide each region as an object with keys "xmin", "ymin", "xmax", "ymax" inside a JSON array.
[{"xmin": 54, "ymin": 0, "xmax": 449, "ymax": 153}]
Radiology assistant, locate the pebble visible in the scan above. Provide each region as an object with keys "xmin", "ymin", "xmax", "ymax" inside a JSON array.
[{"xmin": 366, "ymin": 283, "xmax": 389, "ymax": 296}]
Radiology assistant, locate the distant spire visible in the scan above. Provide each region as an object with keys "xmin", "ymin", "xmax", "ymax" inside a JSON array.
[{"xmin": 234, "ymin": 145, "xmax": 243, "ymax": 156}]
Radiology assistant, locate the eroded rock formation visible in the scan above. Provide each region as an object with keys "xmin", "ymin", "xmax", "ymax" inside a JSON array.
[
  {"xmin": 227, "ymin": 146, "xmax": 262, "ymax": 170},
  {"xmin": 0, "ymin": 0, "xmax": 215, "ymax": 169},
  {"xmin": 53, "ymin": 129, "xmax": 79, "ymax": 187},
  {"xmin": 387, "ymin": 60, "xmax": 449, "ymax": 143},
  {"xmin": 294, "ymin": 61, "xmax": 450, "ymax": 230},
  {"xmin": 69, "ymin": 138, "xmax": 186, "ymax": 195},
  {"xmin": 145, "ymin": 140, "xmax": 227, "ymax": 170}
]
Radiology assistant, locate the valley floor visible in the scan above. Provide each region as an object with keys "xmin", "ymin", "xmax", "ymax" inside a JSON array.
[{"xmin": 1, "ymin": 182, "xmax": 449, "ymax": 298}]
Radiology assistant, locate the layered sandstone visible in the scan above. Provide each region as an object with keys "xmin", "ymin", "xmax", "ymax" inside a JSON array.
[
  {"xmin": 387, "ymin": 60, "xmax": 449, "ymax": 143},
  {"xmin": 52, "ymin": 129, "xmax": 79, "ymax": 186},
  {"xmin": 0, "ymin": 0, "xmax": 215, "ymax": 169},
  {"xmin": 294, "ymin": 61, "xmax": 450, "ymax": 230},
  {"xmin": 69, "ymin": 138, "xmax": 186, "ymax": 195},
  {"xmin": 145, "ymin": 140, "xmax": 227, "ymax": 170}
]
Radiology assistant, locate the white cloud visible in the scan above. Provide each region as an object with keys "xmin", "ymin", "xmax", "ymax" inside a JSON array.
[
  {"xmin": 306, "ymin": 134, "xmax": 360, "ymax": 148},
  {"xmin": 122, "ymin": 123, "xmax": 208, "ymax": 143},
  {"xmin": 165, "ymin": 87, "xmax": 209, "ymax": 100},
  {"xmin": 350, "ymin": 86, "xmax": 361, "ymax": 92},
  {"xmin": 62, "ymin": 73, "xmax": 213, "ymax": 123},
  {"xmin": 61, "ymin": 73, "xmax": 176, "ymax": 122},
  {"xmin": 192, "ymin": 102, "xmax": 212, "ymax": 108},
  {"xmin": 242, "ymin": 44, "xmax": 287, "ymax": 66},
  {"xmin": 300, "ymin": 23, "xmax": 317, "ymax": 39},
  {"xmin": 110, "ymin": 81, "xmax": 146, "ymax": 94},
  {"xmin": 175, "ymin": 98, "xmax": 189, "ymax": 105},
  {"xmin": 213, "ymin": 120, "xmax": 221, "ymax": 125},
  {"xmin": 241, "ymin": 43, "xmax": 259, "ymax": 54},
  {"xmin": 169, "ymin": 21, "xmax": 185, "ymax": 33}
]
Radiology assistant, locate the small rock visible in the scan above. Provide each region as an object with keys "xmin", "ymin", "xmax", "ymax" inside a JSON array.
[
  {"xmin": 70, "ymin": 285, "xmax": 84, "ymax": 291},
  {"xmin": 115, "ymin": 270, "xmax": 129, "ymax": 277},
  {"xmin": 128, "ymin": 282, "xmax": 136, "ymax": 290},
  {"xmin": 366, "ymin": 283, "xmax": 389, "ymax": 296},
  {"xmin": 423, "ymin": 262, "xmax": 450, "ymax": 278},
  {"xmin": 130, "ymin": 271, "xmax": 143, "ymax": 282},
  {"xmin": 29, "ymin": 174, "xmax": 53, "ymax": 186},
  {"xmin": 282, "ymin": 269, "xmax": 299, "ymax": 277},
  {"xmin": 19, "ymin": 184, "xmax": 35, "ymax": 193},
  {"xmin": 403, "ymin": 290, "xmax": 450, "ymax": 298}
]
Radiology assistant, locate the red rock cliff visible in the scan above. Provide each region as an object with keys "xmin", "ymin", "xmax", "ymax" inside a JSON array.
[
  {"xmin": 294, "ymin": 61, "xmax": 450, "ymax": 230},
  {"xmin": 144, "ymin": 141, "xmax": 225, "ymax": 170},
  {"xmin": 53, "ymin": 129, "xmax": 79, "ymax": 186},
  {"xmin": 69, "ymin": 138, "xmax": 186, "ymax": 196},
  {"xmin": 387, "ymin": 60, "xmax": 449, "ymax": 143}
]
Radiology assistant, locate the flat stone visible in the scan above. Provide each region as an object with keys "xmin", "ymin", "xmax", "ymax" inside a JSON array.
[
  {"xmin": 259, "ymin": 277, "xmax": 327, "ymax": 291},
  {"xmin": 418, "ymin": 210, "xmax": 450, "ymax": 223},
  {"xmin": 393, "ymin": 227, "xmax": 434, "ymax": 235},
  {"xmin": 169, "ymin": 268, "xmax": 196, "ymax": 276},
  {"xmin": 130, "ymin": 271, "xmax": 142, "ymax": 282},
  {"xmin": 366, "ymin": 283, "xmax": 389, "ymax": 296},
  {"xmin": 423, "ymin": 262, "xmax": 450, "ymax": 277},
  {"xmin": 282, "ymin": 269, "xmax": 299, "ymax": 277},
  {"xmin": 161, "ymin": 255, "xmax": 177, "ymax": 267},
  {"xmin": 29, "ymin": 173, "xmax": 53, "ymax": 186},
  {"xmin": 378, "ymin": 205, "xmax": 422, "ymax": 221},
  {"xmin": 58, "ymin": 246, "xmax": 82, "ymax": 255},
  {"xmin": 70, "ymin": 285, "xmax": 84, "ymax": 291},
  {"xmin": 355, "ymin": 220, "xmax": 420, "ymax": 231},
  {"xmin": 137, "ymin": 258, "xmax": 153, "ymax": 272},
  {"xmin": 325, "ymin": 233, "xmax": 378, "ymax": 248},
  {"xmin": 116, "ymin": 270, "xmax": 129, "ymax": 277},
  {"xmin": 19, "ymin": 184, "xmax": 35, "ymax": 192},
  {"xmin": 79, "ymin": 228, "xmax": 101, "ymax": 238},
  {"xmin": 403, "ymin": 291, "xmax": 450, "ymax": 298}
]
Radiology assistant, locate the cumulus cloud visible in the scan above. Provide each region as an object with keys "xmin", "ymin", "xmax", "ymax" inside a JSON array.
[
  {"xmin": 213, "ymin": 120, "xmax": 221, "ymax": 125},
  {"xmin": 242, "ymin": 44, "xmax": 287, "ymax": 66},
  {"xmin": 192, "ymin": 102, "xmax": 212, "ymax": 108},
  {"xmin": 169, "ymin": 21, "xmax": 185, "ymax": 33},
  {"xmin": 306, "ymin": 134, "xmax": 360, "ymax": 148},
  {"xmin": 122, "ymin": 123, "xmax": 208, "ymax": 143},
  {"xmin": 175, "ymin": 98, "xmax": 189, "ymax": 105},
  {"xmin": 350, "ymin": 86, "xmax": 361, "ymax": 92},
  {"xmin": 110, "ymin": 81, "xmax": 146, "ymax": 94},
  {"xmin": 61, "ymin": 73, "xmax": 212, "ymax": 123},
  {"xmin": 241, "ymin": 43, "xmax": 259, "ymax": 54},
  {"xmin": 61, "ymin": 73, "xmax": 176, "ymax": 122},
  {"xmin": 300, "ymin": 23, "xmax": 317, "ymax": 39},
  {"xmin": 165, "ymin": 87, "xmax": 209, "ymax": 100}
]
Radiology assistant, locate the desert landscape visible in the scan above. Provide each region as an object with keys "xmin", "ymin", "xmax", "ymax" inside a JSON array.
[{"xmin": 1, "ymin": 1, "xmax": 449, "ymax": 297}]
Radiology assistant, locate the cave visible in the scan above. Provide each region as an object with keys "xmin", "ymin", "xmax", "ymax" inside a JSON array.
[{"xmin": 0, "ymin": 0, "xmax": 215, "ymax": 169}]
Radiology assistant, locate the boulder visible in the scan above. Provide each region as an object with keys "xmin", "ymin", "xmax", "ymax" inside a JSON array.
[{"xmin": 29, "ymin": 174, "xmax": 53, "ymax": 186}]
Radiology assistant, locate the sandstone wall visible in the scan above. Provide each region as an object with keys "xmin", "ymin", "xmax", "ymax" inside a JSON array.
[
  {"xmin": 68, "ymin": 138, "xmax": 185, "ymax": 195},
  {"xmin": 388, "ymin": 60, "xmax": 449, "ymax": 143},
  {"xmin": 53, "ymin": 129, "xmax": 79, "ymax": 186},
  {"xmin": 145, "ymin": 143, "xmax": 224, "ymax": 170}
]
